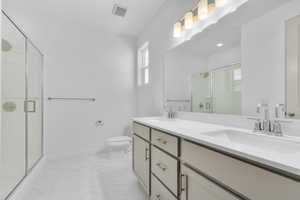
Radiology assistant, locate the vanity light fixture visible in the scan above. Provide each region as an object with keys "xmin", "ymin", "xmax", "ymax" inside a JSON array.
[
  {"xmin": 184, "ymin": 11, "xmax": 194, "ymax": 30},
  {"xmin": 198, "ymin": 0, "xmax": 209, "ymax": 20},
  {"xmin": 173, "ymin": 21, "xmax": 182, "ymax": 38},
  {"xmin": 173, "ymin": 0, "xmax": 243, "ymax": 39},
  {"xmin": 216, "ymin": 43, "xmax": 224, "ymax": 47},
  {"xmin": 215, "ymin": 0, "xmax": 227, "ymax": 7}
]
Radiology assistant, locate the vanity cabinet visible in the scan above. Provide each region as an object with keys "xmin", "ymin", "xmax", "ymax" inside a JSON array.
[
  {"xmin": 180, "ymin": 165, "xmax": 240, "ymax": 200},
  {"xmin": 132, "ymin": 121, "xmax": 300, "ymax": 200}
]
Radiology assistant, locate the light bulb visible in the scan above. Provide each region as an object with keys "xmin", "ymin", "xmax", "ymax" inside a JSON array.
[
  {"xmin": 184, "ymin": 11, "xmax": 194, "ymax": 30},
  {"xmin": 215, "ymin": 0, "xmax": 227, "ymax": 7},
  {"xmin": 198, "ymin": 0, "xmax": 209, "ymax": 20},
  {"xmin": 173, "ymin": 22, "xmax": 182, "ymax": 38}
]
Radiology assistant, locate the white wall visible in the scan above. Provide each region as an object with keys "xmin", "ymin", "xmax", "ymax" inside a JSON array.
[
  {"xmin": 45, "ymin": 27, "xmax": 136, "ymax": 158},
  {"xmin": 241, "ymin": 0, "xmax": 300, "ymax": 116},
  {"xmin": 3, "ymin": 7, "xmax": 137, "ymax": 159}
]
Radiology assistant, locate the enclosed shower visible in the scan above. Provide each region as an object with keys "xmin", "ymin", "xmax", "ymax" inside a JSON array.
[{"xmin": 0, "ymin": 11, "xmax": 44, "ymax": 200}]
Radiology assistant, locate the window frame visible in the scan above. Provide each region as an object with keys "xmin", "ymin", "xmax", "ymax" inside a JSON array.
[{"xmin": 138, "ymin": 42, "xmax": 150, "ymax": 86}]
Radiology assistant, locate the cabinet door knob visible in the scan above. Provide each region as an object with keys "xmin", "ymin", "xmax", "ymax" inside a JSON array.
[
  {"xmin": 156, "ymin": 162, "xmax": 167, "ymax": 171},
  {"xmin": 156, "ymin": 138, "xmax": 168, "ymax": 145}
]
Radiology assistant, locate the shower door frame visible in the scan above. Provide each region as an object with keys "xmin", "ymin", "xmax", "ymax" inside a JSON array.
[{"xmin": 1, "ymin": 10, "xmax": 44, "ymax": 200}]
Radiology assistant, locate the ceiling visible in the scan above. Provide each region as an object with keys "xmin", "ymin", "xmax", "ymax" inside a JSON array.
[
  {"xmin": 173, "ymin": 0, "xmax": 293, "ymax": 57},
  {"xmin": 2, "ymin": 0, "xmax": 168, "ymax": 36}
]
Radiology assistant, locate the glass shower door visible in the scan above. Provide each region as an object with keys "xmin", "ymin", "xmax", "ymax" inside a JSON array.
[
  {"xmin": 212, "ymin": 64, "xmax": 241, "ymax": 115},
  {"xmin": 26, "ymin": 41, "xmax": 43, "ymax": 170},
  {"xmin": 191, "ymin": 72, "xmax": 212, "ymax": 113},
  {"xmin": 0, "ymin": 13, "xmax": 27, "ymax": 199}
]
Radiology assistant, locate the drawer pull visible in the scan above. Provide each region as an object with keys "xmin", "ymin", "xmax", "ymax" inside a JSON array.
[
  {"xmin": 151, "ymin": 194, "xmax": 161, "ymax": 200},
  {"xmin": 145, "ymin": 148, "xmax": 149, "ymax": 161},
  {"xmin": 156, "ymin": 138, "xmax": 168, "ymax": 145},
  {"xmin": 156, "ymin": 162, "xmax": 167, "ymax": 171},
  {"xmin": 181, "ymin": 174, "xmax": 188, "ymax": 199}
]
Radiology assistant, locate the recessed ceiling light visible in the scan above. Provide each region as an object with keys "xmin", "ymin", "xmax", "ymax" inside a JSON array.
[{"xmin": 216, "ymin": 43, "xmax": 224, "ymax": 47}]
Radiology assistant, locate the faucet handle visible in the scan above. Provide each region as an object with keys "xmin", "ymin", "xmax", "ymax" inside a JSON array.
[
  {"xmin": 271, "ymin": 120, "xmax": 292, "ymax": 136},
  {"xmin": 256, "ymin": 104, "xmax": 262, "ymax": 114},
  {"xmin": 254, "ymin": 120, "xmax": 262, "ymax": 132},
  {"xmin": 256, "ymin": 103, "xmax": 268, "ymax": 113},
  {"xmin": 248, "ymin": 117, "xmax": 262, "ymax": 132},
  {"xmin": 275, "ymin": 104, "xmax": 285, "ymax": 118},
  {"xmin": 272, "ymin": 121, "xmax": 283, "ymax": 136}
]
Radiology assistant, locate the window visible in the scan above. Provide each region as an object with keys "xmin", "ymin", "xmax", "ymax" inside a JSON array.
[
  {"xmin": 233, "ymin": 68, "xmax": 242, "ymax": 81},
  {"xmin": 138, "ymin": 42, "xmax": 149, "ymax": 86},
  {"xmin": 233, "ymin": 67, "xmax": 242, "ymax": 92}
]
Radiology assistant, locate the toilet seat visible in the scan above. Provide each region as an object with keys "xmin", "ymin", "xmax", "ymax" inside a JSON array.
[
  {"xmin": 106, "ymin": 136, "xmax": 132, "ymax": 143},
  {"xmin": 105, "ymin": 136, "xmax": 132, "ymax": 157}
]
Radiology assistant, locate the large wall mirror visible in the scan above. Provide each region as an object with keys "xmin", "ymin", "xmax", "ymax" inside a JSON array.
[{"xmin": 163, "ymin": 0, "xmax": 300, "ymax": 119}]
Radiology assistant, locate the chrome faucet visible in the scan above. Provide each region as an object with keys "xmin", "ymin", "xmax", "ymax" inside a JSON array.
[
  {"xmin": 249, "ymin": 103, "xmax": 291, "ymax": 136},
  {"xmin": 164, "ymin": 105, "xmax": 176, "ymax": 119},
  {"xmin": 257, "ymin": 103, "xmax": 272, "ymax": 133},
  {"xmin": 249, "ymin": 104, "xmax": 284, "ymax": 136},
  {"xmin": 272, "ymin": 104, "xmax": 287, "ymax": 136},
  {"xmin": 272, "ymin": 120, "xmax": 283, "ymax": 136}
]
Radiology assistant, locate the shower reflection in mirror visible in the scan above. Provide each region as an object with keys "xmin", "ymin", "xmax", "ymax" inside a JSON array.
[{"xmin": 191, "ymin": 63, "xmax": 241, "ymax": 115}]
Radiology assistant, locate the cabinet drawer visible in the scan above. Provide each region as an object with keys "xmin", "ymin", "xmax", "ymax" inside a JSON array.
[
  {"xmin": 152, "ymin": 146, "xmax": 178, "ymax": 196},
  {"xmin": 133, "ymin": 122, "xmax": 150, "ymax": 141},
  {"xmin": 182, "ymin": 140, "xmax": 300, "ymax": 200},
  {"xmin": 152, "ymin": 129, "xmax": 178, "ymax": 156},
  {"xmin": 151, "ymin": 174, "xmax": 177, "ymax": 200}
]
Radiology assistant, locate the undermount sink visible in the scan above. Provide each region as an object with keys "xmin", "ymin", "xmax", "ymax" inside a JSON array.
[{"xmin": 200, "ymin": 130, "xmax": 300, "ymax": 154}]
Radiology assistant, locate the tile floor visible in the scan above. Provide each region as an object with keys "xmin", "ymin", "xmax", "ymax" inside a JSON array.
[{"xmin": 20, "ymin": 152, "xmax": 147, "ymax": 200}]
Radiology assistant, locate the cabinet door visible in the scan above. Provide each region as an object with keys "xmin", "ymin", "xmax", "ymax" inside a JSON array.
[
  {"xmin": 181, "ymin": 165, "xmax": 240, "ymax": 200},
  {"xmin": 133, "ymin": 135, "xmax": 150, "ymax": 194}
]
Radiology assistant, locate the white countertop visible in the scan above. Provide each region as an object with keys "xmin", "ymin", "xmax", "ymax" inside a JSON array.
[{"xmin": 133, "ymin": 117, "xmax": 300, "ymax": 178}]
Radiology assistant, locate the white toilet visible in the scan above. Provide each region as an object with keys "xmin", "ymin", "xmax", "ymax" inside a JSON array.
[{"xmin": 106, "ymin": 136, "xmax": 132, "ymax": 158}]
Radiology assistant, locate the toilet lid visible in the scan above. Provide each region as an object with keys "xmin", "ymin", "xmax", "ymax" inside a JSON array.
[{"xmin": 107, "ymin": 136, "xmax": 132, "ymax": 142}]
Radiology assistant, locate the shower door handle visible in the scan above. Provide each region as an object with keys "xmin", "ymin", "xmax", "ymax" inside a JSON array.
[{"xmin": 24, "ymin": 100, "xmax": 36, "ymax": 113}]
